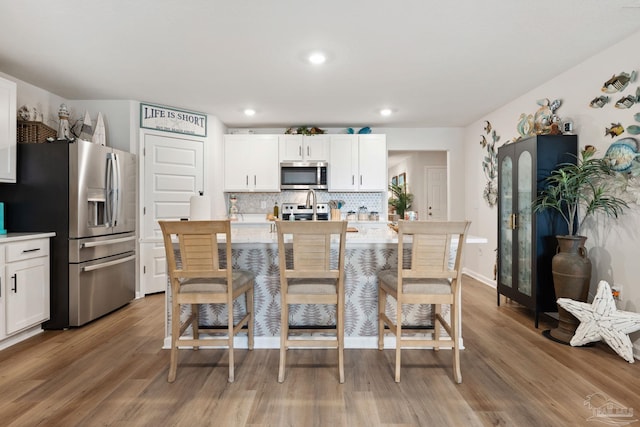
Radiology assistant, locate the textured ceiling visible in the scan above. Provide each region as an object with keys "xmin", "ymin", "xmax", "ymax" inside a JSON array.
[{"xmin": 1, "ymin": 0, "xmax": 640, "ymax": 128}]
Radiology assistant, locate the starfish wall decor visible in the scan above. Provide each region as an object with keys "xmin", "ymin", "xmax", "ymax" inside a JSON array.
[{"xmin": 557, "ymin": 280, "xmax": 640, "ymax": 363}]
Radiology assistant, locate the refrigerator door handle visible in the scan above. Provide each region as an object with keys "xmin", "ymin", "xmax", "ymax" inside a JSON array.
[
  {"xmin": 81, "ymin": 254, "xmax": 136, "ymax": 272},
  {"xmin": 112, "ymin": 153, "xmax": 121, "ymax": 227},
  {"xmin": 81, "ymin": 235, "xmax": 136, "ymax": 248},
  {"xmin": 106, "ymin": 153, "xmax": 115, "ymax": 227}
]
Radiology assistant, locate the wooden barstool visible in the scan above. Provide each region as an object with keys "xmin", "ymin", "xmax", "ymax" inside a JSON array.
[
  {"xmin": 378, "ymin": 220, "xmax": 470, "ymax": 383},
  {"xmin": 275, "ymin": 220, "xmax": 348, "ymax": 383},
  {"xmin": 159, "ymin": 220, "xmax": 254, "ymax": 383}
]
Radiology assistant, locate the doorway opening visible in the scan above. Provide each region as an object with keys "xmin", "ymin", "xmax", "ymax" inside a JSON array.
[{"xmin": 387, "ymin": 150, "xmax": 448, "ymax": 220}]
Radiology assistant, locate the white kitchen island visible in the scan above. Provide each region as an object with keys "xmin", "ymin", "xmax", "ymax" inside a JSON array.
[{"xmin": 164, "ymin": 220, "xmax": 486, "ymax": 349}]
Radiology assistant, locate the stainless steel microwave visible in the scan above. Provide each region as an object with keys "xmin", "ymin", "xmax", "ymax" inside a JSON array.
[{"xmin": 280, "ymin": 161, "xmax": 328, "ymax": 190}]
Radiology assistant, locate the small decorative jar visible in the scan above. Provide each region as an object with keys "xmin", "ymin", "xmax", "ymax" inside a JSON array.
[{"xmin": 358, "ymin": 206, "xmax": 368, "ymax": 221}]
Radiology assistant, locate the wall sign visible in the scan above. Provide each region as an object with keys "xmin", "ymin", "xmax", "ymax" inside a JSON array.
[{"xmin": 140, "ymin": 103, "xmax": 207, "ymax": 137}]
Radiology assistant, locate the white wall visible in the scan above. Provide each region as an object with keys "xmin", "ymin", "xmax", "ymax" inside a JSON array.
[
  {"xmin": 67, "ymin": 100, "xmax": 138, "ymax": 153},
  {"xmin": 205, "ymin": 115, "xmax": 227, "ymax": 218},
  {"xmin": 0, "ymin": 71, "xmax": 65, "ymax": 129},
  {"xmin": 463, "ymin": 30, "xmax": 640, "ymax": 355}
]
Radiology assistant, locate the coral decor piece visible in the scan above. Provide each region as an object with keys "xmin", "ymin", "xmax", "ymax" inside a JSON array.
[
  {"xmin": 513, "ymin": 98, "xmax": 564, "ymax": 141},
  {"xmin": 557, "ymin": 280, "xmax": 640, "ymax": 363},
  {"xmin": 479, "ymin": 120, "xmax": 499, "ymax": 207}
]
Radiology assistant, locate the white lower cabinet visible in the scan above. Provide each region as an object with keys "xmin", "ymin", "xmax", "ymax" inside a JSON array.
[
  {"xmin": 1, "ymin": 237, "xmax": 50, "ymax": 338},
  {"xmin": 0, "ymin": 260, "xmax": 5, "ymax": 341}
]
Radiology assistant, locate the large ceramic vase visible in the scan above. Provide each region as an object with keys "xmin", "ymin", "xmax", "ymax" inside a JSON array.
[{"xmin": 545, "ymin": 235, "xmax": 591, "ymax": 344}]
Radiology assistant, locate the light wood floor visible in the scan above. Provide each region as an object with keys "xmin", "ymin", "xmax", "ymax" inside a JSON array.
[{"xmin": 0, "ymin": 276, "xmax": 638, "ymax": 426}]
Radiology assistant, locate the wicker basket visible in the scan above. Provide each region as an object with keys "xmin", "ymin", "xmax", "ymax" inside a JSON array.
[{"xmin": 17, "ymin": 120, "xmax": 57, "ymax": 143}]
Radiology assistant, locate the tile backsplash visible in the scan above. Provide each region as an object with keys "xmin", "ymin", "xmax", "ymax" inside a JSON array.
[{"xmin": 226, "ymin": 190, "xmax": 386, "ymax": 217}]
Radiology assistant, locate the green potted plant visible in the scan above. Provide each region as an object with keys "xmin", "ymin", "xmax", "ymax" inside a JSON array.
[
  {"xmin": 388, "ymin": 183, "xmax": 414, "ymax": 220},
  {"xmin": 533, "ymin": 146, "xmax": 629, "ymax": 344}
]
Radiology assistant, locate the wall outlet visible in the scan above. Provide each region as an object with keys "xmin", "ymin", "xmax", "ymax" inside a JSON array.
[{"xmin": 260, "ymin": 201, "xmax": 267, "ymax": 209}]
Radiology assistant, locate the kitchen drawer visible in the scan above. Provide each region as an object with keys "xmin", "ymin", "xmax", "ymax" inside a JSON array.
[{"xmin": 6, "ymin": 238, "xmax": 49, "ymax": 262}]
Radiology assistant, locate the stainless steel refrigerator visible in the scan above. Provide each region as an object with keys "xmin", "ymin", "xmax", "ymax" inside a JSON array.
[{"xmin": 0, "ymin": 139, "xmax": 136, "ymax": 328}]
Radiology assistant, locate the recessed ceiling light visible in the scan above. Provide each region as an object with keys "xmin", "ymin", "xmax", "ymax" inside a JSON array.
[
  {"xmin": 244, "ymin": 108, "xmax": 256, "ymax": 116},
  {"xmin": 308, "ymin": 52, "xmax": 326, "ymax": 65},
  {"xmin": 380, "ymin": 108, "xmax": 392, "ymax": 116}
]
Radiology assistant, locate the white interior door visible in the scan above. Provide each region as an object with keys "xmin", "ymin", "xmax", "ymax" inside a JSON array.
[
  {"xmin": 424, "ymin": 166, "xmax": 447, "ymax": 220},
  {"xmin": 140, "ymin": 131, "xmax": 203, "ymax": 294}
]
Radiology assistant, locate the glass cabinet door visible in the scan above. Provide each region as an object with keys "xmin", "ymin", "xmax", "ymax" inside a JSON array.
[
  {"xmin": 517, "ymin": 151, "xmax": 532, "ymax": 296},
  {"xmin": 499, "ymin": 155, "xmax": 513, "ymax": 289}
]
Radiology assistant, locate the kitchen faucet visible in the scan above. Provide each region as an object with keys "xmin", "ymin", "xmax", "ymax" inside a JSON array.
[{"xmin": 305, "ymin": 189, "xmax": 317, "ymax": 221}]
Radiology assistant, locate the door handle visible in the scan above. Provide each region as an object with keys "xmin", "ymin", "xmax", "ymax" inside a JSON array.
[
  {"xmin": 11, "ymin": 274, "xmax": 17, "ymax": 293},
  {"xmin": 509, "ymin": 213, "xmax": 517, "ymax": 229},
  {"xmin": 81, "ymin": 236, "xmax": 136, "ymax": 248},
  {"xmin": 21, "ymin": 248, "xmax": 41, "ymax": 254},
  {"xmin": 82, "ymin": 254, "xmax": 136, "ymax": 272}
]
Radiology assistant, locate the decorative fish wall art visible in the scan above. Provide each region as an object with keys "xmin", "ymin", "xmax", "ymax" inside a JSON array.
[
  {"xmin": 602, "ymin": 71, "xmax": 637, "ymax": 93},
  {"xmin": 605, "ymin": 123, "xmax": 625, "ymax": 138},
  {"xmin": 615, "ymin": 95, "xmax": 636, "ymax": 109},
  {"xmin": 614, "ymin": 87, "xmax": 640, "ymax": 109},
  {"xmin": 604, "ymin": 138, "xmax": 640, "ymax": 172},
  {"xmin": 626, "ymin": 125, "xmax": 640, "ymax": 135},
  {"xmin": 589, "ymin": 95, "xmax": 609, "ymax": 108}
]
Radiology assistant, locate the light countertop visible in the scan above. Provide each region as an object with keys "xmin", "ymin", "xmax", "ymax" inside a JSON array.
[
  {"xmin": 144, "ymin": 220, "xmax": 487, "ymax": 246},
  {"xmin": 230, "ymin": 222, "xmax": 487, "ymax": 245},
  {"xmin": 0, "ymin": 232, "xmax": 56, "ymax": 243}
]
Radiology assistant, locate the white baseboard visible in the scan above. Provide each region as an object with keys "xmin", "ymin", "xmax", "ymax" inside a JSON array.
[
  {"xmin": 0, "ymin": 325, "xmax": 44, "ymax": 351},
  {"xmin": 463, "ymin": 268, "xmax": 495, "ymax": 288}
]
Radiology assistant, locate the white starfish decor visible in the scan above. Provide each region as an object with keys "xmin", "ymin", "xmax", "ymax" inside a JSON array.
[{"xmin": 557, "ymin": 280, "xmax": 640, "ymax": 363}]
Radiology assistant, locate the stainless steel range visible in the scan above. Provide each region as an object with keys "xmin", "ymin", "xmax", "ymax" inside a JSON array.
[{"xmin": 281, "ymin": 203, "xmax": 329, "ymax": 221}]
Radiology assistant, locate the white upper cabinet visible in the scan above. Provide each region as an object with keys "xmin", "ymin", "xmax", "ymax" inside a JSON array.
[
  {"xmin": 0, "ymin": 77, "xmax": 17, "ymax": 183},
  {"xmin": 279, "ymin": 134, "xmax": 329, "ymax": 162},
  {"xmin": 329, "ymin": 134, "xmax": 386, "ymax": 192},
  {"xmin": 224, "ymin": 134, "xmax": 280, "ymax": 192},
  {"xmin": 357, "ymin": 134, "xmax": 387, "ymax": 190}
]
